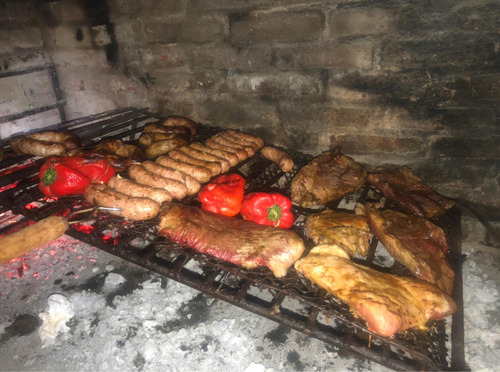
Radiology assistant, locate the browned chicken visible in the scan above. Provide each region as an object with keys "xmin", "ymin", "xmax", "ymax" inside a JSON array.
[
  {"xmin": 364, "ymin": 203, "xmax": 455, "ymax": 295},
  {"xmin": 367, "ymin": 166, "xmax": 455, "ymax": 218},
  {"xmin": 291, "ymin": 147, "xmax": 367, "ymax": 207},
  {"xmin": 305, "ymin": 209, "xmax": 372, "ymax": 257},
  {"xmin": 295, "ymin": 245, "xmax": 457, "ymax": 338}
]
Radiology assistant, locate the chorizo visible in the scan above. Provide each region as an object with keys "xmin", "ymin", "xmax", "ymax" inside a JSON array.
[
  {"xmin": 84, "ymin": 183, "xmax": 160, "ymax": 221},
  {"xmin": 205, "ymin": 138, "xmax": 248, "ymax": 162},
  {"xmin": 179, "ymin": 146, "xmax": 231, "ymax": 173},
  {"xmin": 226, "ymin": 130, "xmax": 264, "ymax": 149},
  {"xmin": 189, "ymin": 142, "xmax": 239, "ymax": 167},
  {"xmin": 168, "ymin": 149, "xmax": 221, "ymax": 177},
  {"xmin": 156, "ymin": 155, "xmax": 212, "ymax": 184},
  {"xmin": 162, "ymin": 115, "xmax": 198, "ymax": 136},
  {"xmin": 213, "ymin": 133, "xmax": 255, "ymax": 157},
  {"xmin": 144, "ymin": 137, "xmax": 188, "ymax": 159},
  {"xmin": 260, "ymin": 146, "xmax": 294, "ymax": 172},
  {"xmin": 127, "ymin": 164, "xmax": 188, "ymax": 200},
  {"xmin": 142, "ymin": 160, "xmax": 201, "ymax": 195},
  {"xmin": 107, "ymin": 176, "xmax": 172, "ymax": 204}
]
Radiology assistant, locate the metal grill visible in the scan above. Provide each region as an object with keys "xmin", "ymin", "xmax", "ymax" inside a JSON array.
[{"xmin": 0, "ymin": 107, "xmax": 466, "ymax": 371}]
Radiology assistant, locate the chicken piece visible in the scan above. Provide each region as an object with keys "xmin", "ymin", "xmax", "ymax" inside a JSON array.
[
  {"xmin": 291, "ymin": 147, "xmax": 367, "ymax": 207},
  {"xmin": 305, "ymin": 209, "xmax": 371, "ymax": 257},
  {"xmin": 295, "ymin": 245, "xmax": 457, "ymax": 338},
  {"xmin": 367, "ymin": 166, "xmax": 455, "ymax": 218},
  {"xmin": 364, "ymin": 203, "xmax": 455, "ymax": 295}
]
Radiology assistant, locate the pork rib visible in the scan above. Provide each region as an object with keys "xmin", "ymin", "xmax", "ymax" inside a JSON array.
[
  {"xmin": 364, "ymin": 203, "xmax": 455, "ymax": 295},
  {"xmin": 295, "ymin": 245, "xmax": 457, "ymax": 338},
  {"xmin": 158, "ymin": 204, "xmax": 305, "ymax": 278},
  {"xmin": 367, "ymin": 166, "xmax": 455, "ymax": 218}
]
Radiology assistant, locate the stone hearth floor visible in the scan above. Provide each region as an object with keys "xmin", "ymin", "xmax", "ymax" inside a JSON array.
[{"xmin": 0, "ymin": 235, "xmax": 498, "ymax": 372}]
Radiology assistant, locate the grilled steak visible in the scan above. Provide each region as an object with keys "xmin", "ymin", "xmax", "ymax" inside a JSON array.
[
  {"xmin": 295, "ymin": 245, "xmax": 457, "ymax": 338},
  {"xmin": 364, "ymin": 203, "xmax": 455, "ymax": 295},
  {"xmin": 367, "ymin": 166, "xmax": 455, "ymax": 218},
  {"xmin": 291, "ymin": 147, "xmax": 367, "ymax": 207},
  {"xmin": 158, "ymin": 203, "xmax": 305, "ymax": 277},
  {"xmin": 305, "ymin": 209, "xmax": 371, "ymax": 257}
]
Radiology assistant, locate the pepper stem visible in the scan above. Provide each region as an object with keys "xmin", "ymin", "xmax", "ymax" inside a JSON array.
[
  {"xmin": 267, "ymin": 204, "xmax": 282, "ymax": 227},
  {"xmin": 42, "ymin": 167, "xmax": 57, "ymax": 186}
]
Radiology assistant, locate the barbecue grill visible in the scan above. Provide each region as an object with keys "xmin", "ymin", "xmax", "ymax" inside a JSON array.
[{"xmin": 0, "ymin": 107, "xmax": 466, "ymax": 371}]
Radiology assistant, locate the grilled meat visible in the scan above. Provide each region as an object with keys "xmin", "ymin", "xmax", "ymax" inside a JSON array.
[
  {"xmin": 107, "ymin": 176, "xmax": 172, "ymax": 205},
  {"xmin": 367, "ymin": 166, "xmax": 455, "ymax": 218},
  {"xmin": 295, "ymin": 244, "xmax": 457, "ymax": 337},
  {"xmin": 291, "ymin": 147, "xmax": 367, "ymax": 207},
  {"xmin": 260, "ymin": 146, "xmax": 294, "ymax": 172},
  {"xmin": 84, "ymin": 183, "xmax": 160, "ymax": 220},
  {"xmin": 364, "ymin": 202, "xmax": 455, "ymax": 295},
  {"xmin": 158, "ymin": 203, "xmax": 305, "ymax": 278},
  {"xmin": 305, "ymin": 209, "xmax": 371, "ymax": 257}
]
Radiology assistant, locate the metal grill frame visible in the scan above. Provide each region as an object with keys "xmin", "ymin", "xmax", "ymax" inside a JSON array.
[{"xmin": 0, "ymin": 107, "xmax": 467, "ymax": 371}]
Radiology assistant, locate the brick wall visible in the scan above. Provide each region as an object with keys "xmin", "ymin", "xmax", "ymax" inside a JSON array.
[{"xmin": 1, "ymin": 0, "xmax": 499, "ymax": 231}]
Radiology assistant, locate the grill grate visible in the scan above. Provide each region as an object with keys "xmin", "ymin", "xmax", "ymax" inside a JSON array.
[{"xmin": 0, "ymin": 108, "xmax": 466, "ymax": 371}]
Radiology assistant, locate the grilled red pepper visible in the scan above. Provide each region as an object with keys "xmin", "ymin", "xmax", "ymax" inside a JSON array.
[
  {"xmin": 38, "ymin": 154, "xmax": 115, "ymax": 197},
  {"xmin": 240, "ymin": 192, "xmax": 294, "ymax": 228},
  {"xmin": 198, "ymin": 173, "xmax": 246, "ymax": 216}
]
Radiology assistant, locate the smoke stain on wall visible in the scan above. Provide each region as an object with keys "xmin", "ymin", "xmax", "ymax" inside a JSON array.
[{"xmin": 81, "ymin": 0, "xmax": 119, "ymax": 67}]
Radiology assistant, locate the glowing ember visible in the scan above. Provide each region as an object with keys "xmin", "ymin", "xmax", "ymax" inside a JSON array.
[
  {"xmin": 71, "ymin": 223, "xmax": 95, "ymax": 234},
  {"xmin": 0, "ymin": 181, "xmax": 20, "ymax": 193}
]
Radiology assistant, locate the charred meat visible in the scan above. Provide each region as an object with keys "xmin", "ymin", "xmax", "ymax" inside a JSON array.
[
  {"xmin": 367, "ymin": 166, "xmax": 455, "ymax": 218},
  {"xmin": 291, "ymin": 147, "xmax": 367, "ymax": 207},
  {"xmin": 364, "ymin": 202, "xmax": 455, "ymax": 295}
]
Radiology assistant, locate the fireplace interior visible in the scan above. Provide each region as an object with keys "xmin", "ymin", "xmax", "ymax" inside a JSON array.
[{"xmin": 1, "ymin": 0, "xmax": 499, "ymax": 371}]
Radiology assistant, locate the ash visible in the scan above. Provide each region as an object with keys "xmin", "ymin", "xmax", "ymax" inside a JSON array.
[{"xmin": 0, "ymin": 236, "xmax": 498, "ymax": 371}]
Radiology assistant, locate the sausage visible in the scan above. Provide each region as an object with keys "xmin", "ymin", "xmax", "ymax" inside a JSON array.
[
  {"xmin": 156, "ymin": 155, "xmax": 212, "ymax": 184},
  {"xmin": 142, "ymin": 160, "xmax": 201, "ymax": 195},
  {"xmin": 219, "ymin": 131, "xmax": 260, "ymax": 152},
  {"xmin": 26, "ymin": 131, "xmax": 80, "ymax": 149},
  {"xmin": 145, "ymin": 137, "xmax": 188, "ymax": 159},
  {"xmin": 107, "ymin": 176, "xmax": 172, "ymax": 204},
  {"xmin": 178, "ymin": 146, "xmax": 231, "ymax": 174},
  {"xmin": 226, "ymin": 130, "xmax": 264, "ymax": 149},
  {"xmin": 143, "ymin": 123, "xmax": 185, "ymax": 135},
  {"xmin": 127, "ymin": 164, "xmax": 188, "ymax": 200},
  {"xmin": 168, "ymin": 149, "xmax": 221, "ymax": 177},
  {"xmin": 138, "ymin": 132, "xmax": 179, "ymax": 146},
  {"xmin": 114, "ymin": 144, "xmax": 146, "ymax": 161},
  {"xmin": 10, "ymin": 136, "xmax": 68, "ymax": 157},
  {"xmin": 205, "ymin": 138, "xmax": 248, "ymax": 162},
  {"xmin": 260, "ymin": 146, "xmax": 295, "ymax": 172},
  {"xmin": 180, "ymin": 146, "xmax": 231, "ymax": 173},
  {"xmin": 162, "ymin": 115, "xmax": 198, "ymax": 136},
  {"xmin": 189, "ymin": 142, "xmax": 239, "ymax": 167},
  {"xmin": 212, "ymin": 133, "xmax": 255, "ymax": 157},
  {"xmin": 84, "ymin": 184, "xmax": 160, "ymax": 221}
]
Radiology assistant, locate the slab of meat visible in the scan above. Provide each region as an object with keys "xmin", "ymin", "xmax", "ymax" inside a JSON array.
[
  {"xmin": 367, "ymin": 166, "xmax": 455, "ymax": 218},
  {"xmin": 291, "ymin": 147, "xmax": 367, "ymax": 207},
  {"xmin": 364, "ymin": 203, "xmax": 455, "ymax": 295},
  {"xmin": 158, "ymin": 203, "xmax": 305, "ymax": 277},
  {"xmin": 305, "ymin": 209, "xmax": 372, "ymax": 257},
  {"xmin": 295, "ymin": 245, "xmax": 456, "ymax": 337}
]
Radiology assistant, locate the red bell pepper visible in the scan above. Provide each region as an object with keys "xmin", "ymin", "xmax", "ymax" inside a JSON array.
[
  {"xmin": 240, "ymin": 192, "xmax": 294, "ymax": 228},
  {"xmin": 38, "ymin": 154, "xmax": 115, "ymax": 197},
  {"xmin": 198, "ymin": 173, "xmax": 246, "ymax": 217}
]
